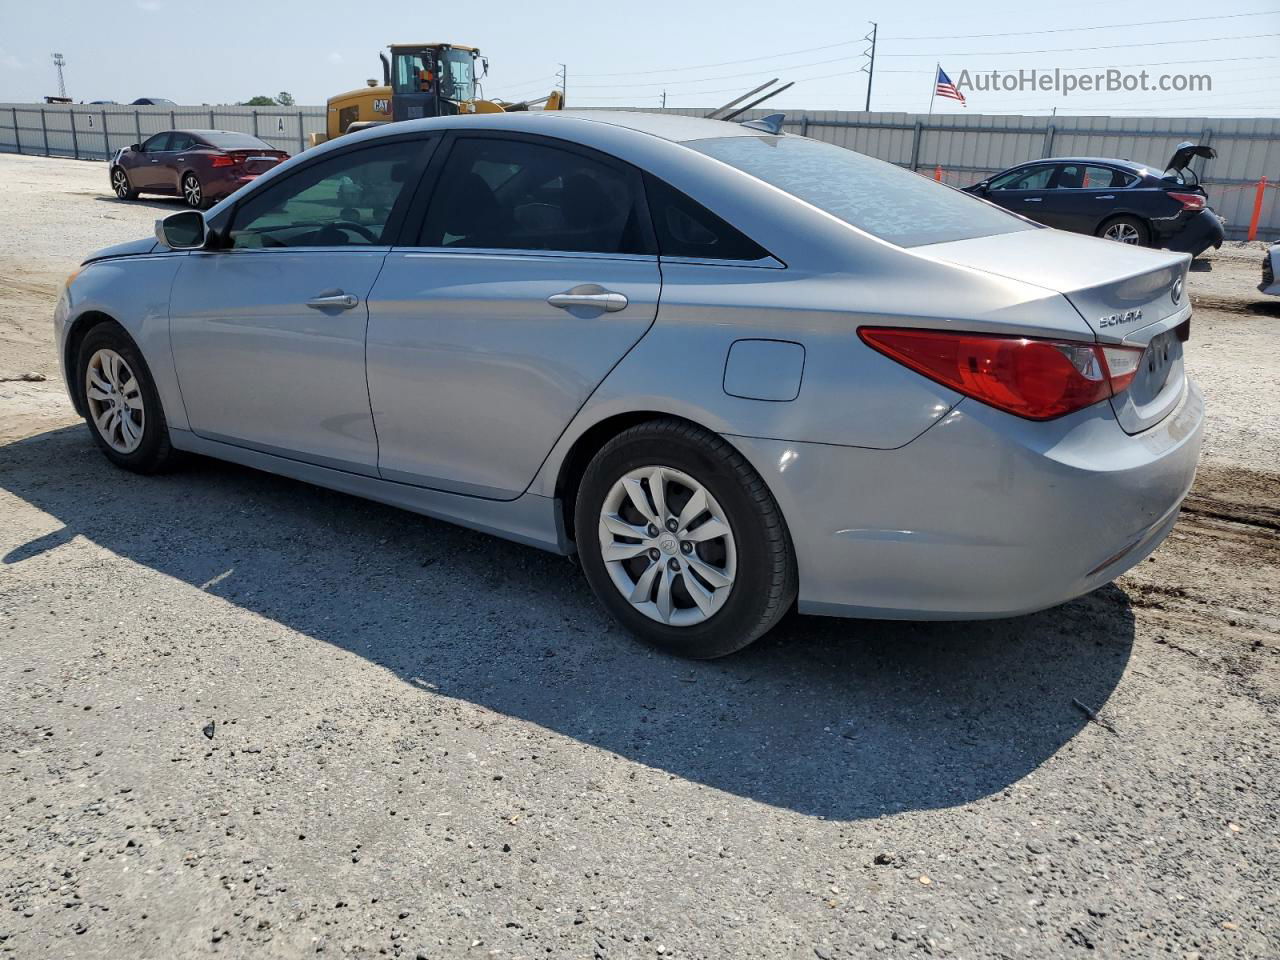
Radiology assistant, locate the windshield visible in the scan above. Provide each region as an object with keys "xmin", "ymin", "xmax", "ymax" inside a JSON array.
[
  {"xmin": 689, "ymin": 135, "xmax": 1037, "ymax": 248},
  {"xmin": 440, "ymin": 49, "xmax": 476, "ymax": 101}
]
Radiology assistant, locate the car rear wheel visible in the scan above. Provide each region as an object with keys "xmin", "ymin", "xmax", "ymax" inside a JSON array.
[
  {"xmin": 77, "ymin": 324, "xmax": 177, "ymax": 474},
  {"xmin": 181, "ymin": 172, "xmax": 207, "ymax": 209},
  {"xmin": 110, "ymin": 167, "xmax": 138, "ymax": 201},
  {"xmin": 1098, "ymin": 215, "xmax": 1149, "ymax": 246},
  {"xmin": 574, "ymin": 419, "xmax": 797, "ymax": 659}
]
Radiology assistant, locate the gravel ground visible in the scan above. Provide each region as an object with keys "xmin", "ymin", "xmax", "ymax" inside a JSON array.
[{"xmin": 1, "ymin": 154, "xmax": 1278, "ymax": 960}]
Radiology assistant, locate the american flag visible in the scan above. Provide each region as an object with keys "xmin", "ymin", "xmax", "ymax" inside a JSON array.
[{"xmin": 935, "ymin": 67, "xmax": 966, "ymax": 106}]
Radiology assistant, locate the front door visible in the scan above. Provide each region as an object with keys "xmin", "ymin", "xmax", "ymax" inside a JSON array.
[
  {"xmin": 130, "ymin": 132, "xmax": 171, "ymax": 190},
  {"xmin": 366, "ymin": 133, "xmax": 661, "ymax": 499},
  {"xmin": 985, "ymin": 163, "xmax": 1057, "ymax": 226},
  {"xmin": 169, "ymin": 137, "xmax": 433, "ymax": 475}
]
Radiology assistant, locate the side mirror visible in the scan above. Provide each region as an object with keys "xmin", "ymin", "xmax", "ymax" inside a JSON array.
[
  {"xmin": 156, "ymin": 210, "xmax": 208, "ymax": 250},
  {"xmin": 976, "ymin": 181, "xmax": 990, "ymax": 192},
  {"xmin": 129, "ymin": 142, "xmax": 142, "ymax": 152}
]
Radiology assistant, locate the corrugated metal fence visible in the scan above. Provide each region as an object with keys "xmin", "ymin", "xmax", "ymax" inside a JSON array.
[
  {"xmin": 2, "ymin": 103, "xmax": 1276, "ymax": 240},
  {"xmin": 0, "ymin": 103, "xmax": 325, "ymax": 162}
]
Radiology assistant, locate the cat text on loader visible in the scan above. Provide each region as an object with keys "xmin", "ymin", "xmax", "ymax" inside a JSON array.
[{"xmin": 314, "ymin": 43, "xmax": 564, "ymax": 146}]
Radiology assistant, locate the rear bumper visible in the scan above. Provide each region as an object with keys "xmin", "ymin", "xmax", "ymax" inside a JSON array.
[
  {"xmin": 729, "ymin": 381, "xmax": 1204, "ymax": 620},
  {"xmin": 1162, "ymin": 209, "xmax": 1225, "ymax": 257},
  {"xmin": 206, "ymin": 172, "xmax": 262, "ymax": 200}
]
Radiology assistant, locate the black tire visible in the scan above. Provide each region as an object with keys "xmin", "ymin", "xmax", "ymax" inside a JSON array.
[
  {"xmin": 574, "ymin": 419, "xmax": 797, "ymax": 659},
  {"xmin": 181, "ymin": 172, "xmax": 208, "ymax": 209},
  {"xmin": 1097, "ymin": 215, "xmax": 1150, "ymax": 247},
  {"xmin": 76, "ymin": 323, "xmax": 178, "ymax": 474},
  {"xmin": 110, "ymin": 166, "xmax": 138, "ymax": 201}
]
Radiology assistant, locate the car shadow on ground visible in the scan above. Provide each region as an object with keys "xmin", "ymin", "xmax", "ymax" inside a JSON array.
[
  {"xmin": 91, "ymin": 195, "xmax": 189, "ymax": 213},
  {"xmin": 1, "ymin": 425, "xmax": 1136, "ymax": 821}
]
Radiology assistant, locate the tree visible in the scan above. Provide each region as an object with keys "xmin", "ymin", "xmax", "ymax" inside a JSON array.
[
  {"xmin": 240, "ymin": 95, "xmax": 276, "ymax": 106},
  {"xmin": 276, "ymin": 91, "xmax": 295, "ymax": 106}
]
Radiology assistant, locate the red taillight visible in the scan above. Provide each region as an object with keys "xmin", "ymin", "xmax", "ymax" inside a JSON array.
[
  {"xmin": 210, "ymin": 154, "xmax": 234, "ymax": 168},
  {"xmin": 858, "ymin": 328, "xmax": 1145, "ymax": 420},
  {"xmin": 1167, "ymin": 191, "xmax": 1206, "ymax": 211}
]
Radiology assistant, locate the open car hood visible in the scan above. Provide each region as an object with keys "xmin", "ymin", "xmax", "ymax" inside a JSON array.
[{"xmin": 1165, "ymin": 141, "xmax": 1215, "ymax": 174}]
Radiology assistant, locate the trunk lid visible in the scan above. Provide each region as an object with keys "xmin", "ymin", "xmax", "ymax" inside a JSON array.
[
  {"xmin": 230, "ymin": 150, "xmax": 289, "ymax": 175},
  {"xmin": 919, "ymin": 227, "xmax": 1192, "ymax": 434},
  {"xmin": 1166, "ymin": 141, "xmax": 1215, "ymax": 175}
]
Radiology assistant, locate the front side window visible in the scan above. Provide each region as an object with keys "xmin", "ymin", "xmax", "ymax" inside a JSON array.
[
  {"xmin": 229, "ymin": 140, "xmax": 424, "ymax": 249},
  {"xmin": 141, "ymin": 133, "xmax": 171, "ymax": 153},
  {"xmin": 393, "ymin": 51, "xmax": 434, "ymax": 95},
  {"xmin": 418, "ymin": 137, "xmax": 649, "ymax": 255},
  {"xmin": 691, "ymin": 135, "xmax": 1036, "ymax": 247},
  {"xmin": 989, "ymin": 165, "xmax": 1054, "ymax": 191}
]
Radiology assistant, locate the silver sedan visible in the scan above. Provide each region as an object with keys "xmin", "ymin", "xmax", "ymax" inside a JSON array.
[{"xmin": 55, "ymin": 111, "xmax": 1203, "ymax": 658}]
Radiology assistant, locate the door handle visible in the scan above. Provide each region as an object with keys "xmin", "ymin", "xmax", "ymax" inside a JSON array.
[
  {"xmin": 306, "ymin": 292, "xmax": 359, "ymax": 310},
  {"xmin": 1095, "ymin": 194, "xmax": 1115, "ymax": 199},
  {"xmin": 1023, "ymin": 197, "xmax": 1042, "ymax": 202},
  {"xmin": 547, "ymin": 291, "xmax": 629, "ymax": 312}
]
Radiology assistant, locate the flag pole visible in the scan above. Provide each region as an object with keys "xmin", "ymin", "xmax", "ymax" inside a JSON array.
[{"xmin": 928, "ymin": 62, "xmax": 938, "ymax": 116}]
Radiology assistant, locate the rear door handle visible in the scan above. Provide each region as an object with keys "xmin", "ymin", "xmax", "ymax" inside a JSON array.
[
  {"xmin": 547, "ymin": 291, "xmax": 629, "ymax": 313},
  {"xmin": 306, "ymin": 292, "xmax": 359, "ymax": 310},
  {"xmin": 1095, "ymin": 194, "xmax": 1116, "ymax": 199},
  {"xmin": 1023, "ymin": 197, "xmax": 1042, "ymax": 203}
]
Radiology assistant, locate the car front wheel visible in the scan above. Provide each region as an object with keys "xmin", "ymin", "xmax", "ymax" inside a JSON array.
[
  {"xmin": 181, "ymin": 172, "xmax": 206, "ymax": 209},
  {"xmin": 110, "ymin": 167, "xmax": 138, "ymax": 200},
  {"xmin": 574, "ymin": 419, "xmax": 797, "ymax": 659},
  {"xmin": 77, "ymin": 323, "xmax": 177, "ymax": 473}
]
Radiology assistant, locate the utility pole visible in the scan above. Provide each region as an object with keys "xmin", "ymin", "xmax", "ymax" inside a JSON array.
[
  {"xmin": 861, "ymin": 23, "xmax": 877, "ymax": 112},
  {"xmin": 557, "ymin": 63, "xmax": 567, "ymax": 106},
  {"xmin": 661, "ymin": 90, "xmax": 667, "ymax": 110},
  {"xmin": 52, "ymin": 53, "xmax": 67, "ymax": 99}
]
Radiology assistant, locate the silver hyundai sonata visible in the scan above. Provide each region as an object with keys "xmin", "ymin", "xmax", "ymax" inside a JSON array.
[{"xmin": 55, "ymin": 111, "xmax": 1203, "ymax": 659}]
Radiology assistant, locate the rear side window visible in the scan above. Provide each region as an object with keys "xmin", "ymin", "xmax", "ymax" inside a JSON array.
[
  {"xmin": 418, "ymin": 137, "xmax": 651, "ymax": 255},
  {"xmin": 229, "ymin": 141, "xmax": 424, "ymax": 248},
  {"xmin": 692, "ymin": 135, "xmax": 1036, "ymax": 247},
  {"xmin": 1056, "ymin": 164, "xmax": 1130, "ymax": 189},
  {"xmin": 644, "ymin": 174, "xmax": 769, "ymax": 261},
  {"xmin": 169, "ymin": 133, "xmax": 197, "ymax": 151}
]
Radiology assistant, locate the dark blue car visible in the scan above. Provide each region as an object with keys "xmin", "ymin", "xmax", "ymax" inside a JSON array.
[{"xmin": 965, "ymin": 142, "xmax": 1224, "ymax": 257}]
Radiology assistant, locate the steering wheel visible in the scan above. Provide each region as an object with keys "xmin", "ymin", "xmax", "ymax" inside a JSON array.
[{"xmin": 333, "ymin": 220, "xmax": 378, "ymax": 242}]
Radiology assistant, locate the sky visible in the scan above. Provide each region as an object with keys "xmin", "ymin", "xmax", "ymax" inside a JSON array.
[{"xmin": 1, "ymin": 0, "xmax": 1277, "ymax": 116}]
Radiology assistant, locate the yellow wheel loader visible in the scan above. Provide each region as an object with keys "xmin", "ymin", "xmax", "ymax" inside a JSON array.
[{"xmin": 314, "ymin": 43, "xmax": 564, "ymax": 147}]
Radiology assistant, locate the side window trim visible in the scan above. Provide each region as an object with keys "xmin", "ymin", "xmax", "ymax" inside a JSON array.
[
  {"xmin": 215, "ymin": 134, "xmax": 439, "ymax": 251},
  {"xmin": 402, "ymin": 130, "xmax": 658, "ymax": 256}
]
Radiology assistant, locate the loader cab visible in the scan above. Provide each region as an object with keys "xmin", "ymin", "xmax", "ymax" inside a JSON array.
[{"xmin": 389, "ymin": 44, "xmax": 484, "ymax": 120}]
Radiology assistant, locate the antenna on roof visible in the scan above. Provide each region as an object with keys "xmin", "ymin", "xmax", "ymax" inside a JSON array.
[{"xmin": 740, "ymin": 113, "xmax": 786, "ymax": 135}]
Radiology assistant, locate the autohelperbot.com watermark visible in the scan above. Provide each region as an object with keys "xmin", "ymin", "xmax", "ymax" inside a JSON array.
[{"xmin": 954, "ymin": 68, "xmax": 1212, "ymax": 98}]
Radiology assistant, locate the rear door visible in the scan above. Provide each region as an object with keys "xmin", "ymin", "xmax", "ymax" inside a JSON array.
[
  {"xmin": 162, "ymin": 132, "xmax": 199, "ymax": 193},
  {"xmin": 365, "ymin": 132, "xmax": 661, "ymax": 499},
  {"xmin": 1038, "ymin": 163, "xmax": 1133, "ymax": 234},
  {"xmin": 984, "ymin": 163, "xmax": 1058, "ymax": 225}
]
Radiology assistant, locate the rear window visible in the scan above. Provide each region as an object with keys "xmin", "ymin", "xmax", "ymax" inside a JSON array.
[
  {"xmin": 201, "ymin": 132, "xmax": 274, "ymax": 150},
  {"xmin": 689, "ymin": 135, "xmax": 1037, "ymax": 248}
]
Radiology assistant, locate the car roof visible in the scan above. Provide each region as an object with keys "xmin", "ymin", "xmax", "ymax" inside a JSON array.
[
  {"xmin": 354, "ymin": 110, "xmax": 764, "ymax": 145},
  {"xmin": 1026, "ymin": 156, "xmax": 1154, "ymax": 174}
]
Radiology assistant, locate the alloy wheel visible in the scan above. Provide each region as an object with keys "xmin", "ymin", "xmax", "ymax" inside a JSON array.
[
  {"xmin": 182, "ymin": 175, "xmax": 202, "ymax": 207},
  {"xmin": 112, "ymin": 169, "xmax": 130, "ymax": 199},
  {"xmin": 597, "ymin": 465, "xmax": 737, "ymax": 627},
  {"xmin": 1103, "ymin": 222, "xmax": 1141, "ymax": 244},
  {"xmin": 85, "ymin": 348, "xmax": 145, "ymax": 454}
]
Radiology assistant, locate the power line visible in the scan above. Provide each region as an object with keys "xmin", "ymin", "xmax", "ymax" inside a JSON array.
[
  {"xmin": 573, "ymin": 10, "xmax": 1279, "ymax": 79},
  {"xmin": 877, "ymin": 31, "xmax": 1279, "ymax": 58},
  {"xmin": 873, "ymin": 54, "xmax": 1280, "ymax": 73}
]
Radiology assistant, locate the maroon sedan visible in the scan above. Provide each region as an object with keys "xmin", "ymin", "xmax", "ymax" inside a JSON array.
[{"xmin": 109, "ymin": 130, "xmax": 289, "ymax": 208}]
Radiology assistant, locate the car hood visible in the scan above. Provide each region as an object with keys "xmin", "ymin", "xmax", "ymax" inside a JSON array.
[
  {"xmin": 1166, "ymin": 141, "xmax": 1215, "ymax": 174},
  {"xmin": 82, "ymin": 237, "xmax": 159, "ymax": 265},
  {"xmin": 918, "ymin": 227, "xmax": 1190, "ymax": 344}
]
